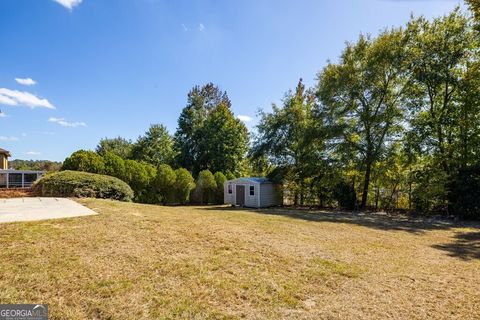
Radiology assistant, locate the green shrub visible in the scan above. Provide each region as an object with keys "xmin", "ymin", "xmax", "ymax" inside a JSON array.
[
  {"xmin": 213, "ymin": 172, "xmax": 227, "ymax": 204},
  {"xmin": 193, "ymin": 170, "xmax": 217, "ymax": 204},
  {"xmin": 34, "ymin": 170, "xmax": 133, "ymax": 201},
  {"xmin": 333, "ymin": 180, "xmax": 356, "ymax": 210},
  {"xmin": 152, "ymin": 164, "xmax": 177, "ymax": 205},
  {"xmin": 449, "ymin": 165, "xmax": 480, "ymax": 219},
  {"xmin": 62, "ymin": 150, "xmax": 105, "ymax": 174},
  {"xmin": 174, "ymin": 168, "xmax": 195, "ymax": 204},
  {"xmin": 103, "ymin": 152, "xmax": 126, "ymax": 179},
  {"xmin": 123, "ymin": 160, "xmax": 157, "ymax": 202}
]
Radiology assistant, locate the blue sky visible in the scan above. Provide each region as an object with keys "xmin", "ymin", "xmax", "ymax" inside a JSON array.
[{"xmin": 0, "ymin": 0, "xmax": 465, "ymax": 161}]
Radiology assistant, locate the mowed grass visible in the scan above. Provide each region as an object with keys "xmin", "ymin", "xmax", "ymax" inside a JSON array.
[{"xmin": 0, "ymin": 199, "xmax": 479, "ymax": 319}]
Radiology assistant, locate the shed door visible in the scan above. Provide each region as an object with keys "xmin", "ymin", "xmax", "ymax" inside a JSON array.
[{"xmin": 236, "ymin": 185, "xmax": 245, "ymax": 206}]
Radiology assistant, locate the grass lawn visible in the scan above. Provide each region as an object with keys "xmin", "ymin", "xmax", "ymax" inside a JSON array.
[{"xmin": 0, "ymin": 199, "xmax": 479, "ymax": 319}]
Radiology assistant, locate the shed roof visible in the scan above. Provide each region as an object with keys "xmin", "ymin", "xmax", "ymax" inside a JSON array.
[
  {"xmin": 228, "ymin": 177, "xmax": 272, "ymax": 184},
  {"xmin": 0, "ymin": 148, "xmax": 11, "ymax": 157}
]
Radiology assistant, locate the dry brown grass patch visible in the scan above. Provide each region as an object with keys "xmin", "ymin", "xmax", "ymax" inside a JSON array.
[{"xmin": 0, "ymin": 199, "xmax": 479, "ymax": 319}]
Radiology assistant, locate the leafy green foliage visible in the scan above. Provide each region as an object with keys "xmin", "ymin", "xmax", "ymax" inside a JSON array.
[
  {"xmin": 333, "ymin": 180, "xmax": 356, "ymax": 210},
  {"xmin": 152, "ymin": 164, "xmax": 177, "ymax": 205},
  {"xmin": 173, "ymin": 168, "xmax": 196, "ymax": 204},
  {"xmin": 193, "ymin": 170, "xmax": 217, "ymax": 204},
  {"xmin": 213, "ymin": 171, "xmax": 227, "ymax": 204},
  {"xmin": 132, "ymin": 124, "xmax": 176, "ymax": 167},
  {"xmin": 96, "ymin": 137, "xmax": 134, "ymax": 159},
  {"xmin": 9, "ymin": 159, "xmax": 62, "ymax": 171},
  {"xmin": 252, "ymin": 79, "xmax": 328, "ymax": 205},
  {"xmin": 449, "ymin": 165, "xmax": 480, "ymax": 219},
  {"xmin": 62, "ymin": 150, "xmax": 105, "ymax": 174},
  {"xmin": 103, "ymin": 152, "xmax": 126, "ymax": 179},
  {"xmin": 34, "ymin": 170, "xmax": 133, "ymax": 201},
  {"xmin": 317, "ymin": 29, "xmax": 408, "ymax": 209},
  {"xmin": 122, "ymin": 160, "xmax": 157, "ymax": 202},
  {"xmin": 174, "ymin": 83, "xmax": 248, "ymax": 176}
]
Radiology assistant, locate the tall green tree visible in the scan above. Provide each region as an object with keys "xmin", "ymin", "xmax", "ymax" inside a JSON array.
[
  {"xmin": 466, "ymin": 0, "xmax": 480, "ymax": 23},
  {"xmin": 406, "ymin": 10, "xmax": 475, "ymax": 172},
  {"xmin": 317, "ymin": 30, "xmax": 408, "ymax": 209},
  {"xmin": 174, "ymin": 83, "xmax": 248, "ymax": 175},
  {"xmin": 175, "ymin": 83, "xmax": 231, "ymax": 172},
  {"xmin": 132, "ymin": 124, "xmax": 176, "ymax": 167},
  {"xmin": 199, "ymin": 104, "xmax": 249, "ymax": 175},
  {"xmin": 252, "ymin": 79, "xmax": 323, "ymax": 205},
  {"xmin": 96, "ymin": 137, "xmax": 134, "ymax": 159}
]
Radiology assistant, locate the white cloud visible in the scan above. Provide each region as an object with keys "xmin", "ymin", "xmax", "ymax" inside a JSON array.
[
  {"xmin": 181, "ymin": 24, "xmax": 188, "ymax": 32},
  {"xmin": 237, "ymin": 115, "xmax": 253, "ymax": 122},
  {"xmin": 53, "ymin": 0, "xmax": 82, "ymax": 10},
  {"xmin": 0, "ymin": 136, "xmax": 19, "ymax": 141},
  {"xmin": 26, "ymin": 151, "xmax": 41, "ymax": 155},
  {"xmin": 0, "ymin": 112, "xmax": 6, "ymax": 118},
  {"xmin": 48, "ymin": 117, "xmax": 86, "ymax": 127},
  {"xmin": 15, "ymin": 78, "xmax": 36, "ymax": 86},
  {"xmin": 198, "ymin": 23, "xmax": 205, "ymax": 32},
  {"xmin": 0, "ymin": 88, "xmax": 55, "ymax": 109}
]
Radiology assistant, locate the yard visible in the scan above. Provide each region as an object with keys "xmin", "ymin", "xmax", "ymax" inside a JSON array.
[{"xmin": 0, "ymin": 199, "xmax": 479, "ymax": 319}]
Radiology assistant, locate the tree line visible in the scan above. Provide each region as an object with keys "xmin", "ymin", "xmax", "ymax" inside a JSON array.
[
  {"xmin": 62, "ymin": 83, "xmax": 243, "ymax": 205},
  {"xmin": 252, "ymin": 6, "xmax": 480, "ymax": 218},
  {"xmin": 61, "ymin": 4, "xmax": 480, "ymax": 218}
]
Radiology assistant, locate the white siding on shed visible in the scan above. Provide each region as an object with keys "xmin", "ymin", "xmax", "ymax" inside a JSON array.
[
  {"xmin": 224, "ymin": 178, "xmax": 282, "ymax": 208},
  {"xmin": 259, "ymin": 183, "xmax": 281, "ymax": 207}
]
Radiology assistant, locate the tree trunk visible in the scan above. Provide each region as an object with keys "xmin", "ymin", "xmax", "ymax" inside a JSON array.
[{"xmin": 361, "ymin": 160, "xmax": 372, "ymax": 210}]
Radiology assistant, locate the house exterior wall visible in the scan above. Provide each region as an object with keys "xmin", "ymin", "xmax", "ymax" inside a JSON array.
[{"xmin": 0, "ymin": 154, "xmax": 7, "ymax": 170}]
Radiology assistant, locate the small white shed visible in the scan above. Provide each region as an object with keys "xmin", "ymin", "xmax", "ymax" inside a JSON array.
[{"xmin": 224, "ymin": 177, "xmax": 282, "ymax": 208}]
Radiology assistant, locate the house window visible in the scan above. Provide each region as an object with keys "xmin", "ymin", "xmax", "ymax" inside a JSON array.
[
  {"xmin": 228, "ymin": 185, "xmax": 232, "ymax": 194},
  {"xmin": 250, "ymin": 186, "xmax": 255, "ymax": 196}
]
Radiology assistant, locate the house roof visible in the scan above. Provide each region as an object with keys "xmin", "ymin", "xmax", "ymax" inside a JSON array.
[{"xmin": 0, "ymin": 148, "xmax": 11, "ymax": 157}]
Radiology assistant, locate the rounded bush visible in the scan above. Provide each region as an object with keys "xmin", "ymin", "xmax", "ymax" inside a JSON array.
[{"xmin": 34, "ymin": 170, "xmax": 134, "ymax": 201}]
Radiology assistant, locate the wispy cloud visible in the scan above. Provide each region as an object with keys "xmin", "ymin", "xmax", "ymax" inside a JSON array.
[
  {"xmin": 181, "ymin": 23, "xmax": 188, "ymax": 32},
  {"xmin": 25, "ymin": 151, "xmax": 41, "ymax": 155},
  {"xmin": 15, "ymin": 77, "xmax": 36, "ymax": 86},
  {"xmin": 237, "ymin": 115, "xmax": 253, "ymax": 122},
  {"xmin": 0, "ymin": 136, "xmax": 19, "ymax": 141},
  {"xmin": 198, "ymin": 23, "xmax": 205, "ymax": 32},
  {"xmin": 48, "ymin": 117, "xmax": 86, "ymax": 127},
  {"xmin": 53, "ymin": 0, "xmax": 82, "ymax": 10},
  {"xmin": 0, "ymin": 112, "xmax": 6, "ymax": 118},
  {"xmin": 0, "ymin": 88, "xmax": 55, "ymax": 109}
]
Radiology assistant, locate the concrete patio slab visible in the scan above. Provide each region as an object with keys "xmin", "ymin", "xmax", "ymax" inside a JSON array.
[{"xmin": 0, "ymin": 197, "xmax": 97, "ymax": 223}]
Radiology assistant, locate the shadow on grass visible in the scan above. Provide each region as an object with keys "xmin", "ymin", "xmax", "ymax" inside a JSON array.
[
  {"xmin": 432, "ymin": 231, "xmax": 480, "ymax": 261},
  {"xmin": 203, "ymin": 206, "xmax": 480, "ymax": 261},
  {"xmin": 201, "ymin": 206, "xmax": 480, "ymax": 235}
]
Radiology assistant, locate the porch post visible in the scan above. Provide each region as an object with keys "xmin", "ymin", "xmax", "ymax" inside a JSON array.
[
  {"xmin": 22, "ymin": 173, "xmax": 25, "ymax": 188},
  {"xmin": 6, "ymin": 173, "xmax": 9, "ymax": 188}
]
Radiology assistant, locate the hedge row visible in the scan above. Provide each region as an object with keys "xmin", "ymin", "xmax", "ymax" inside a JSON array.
[{"xmin": 34, "ymin": 170, "xmax": 134, "ymax": 201}]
